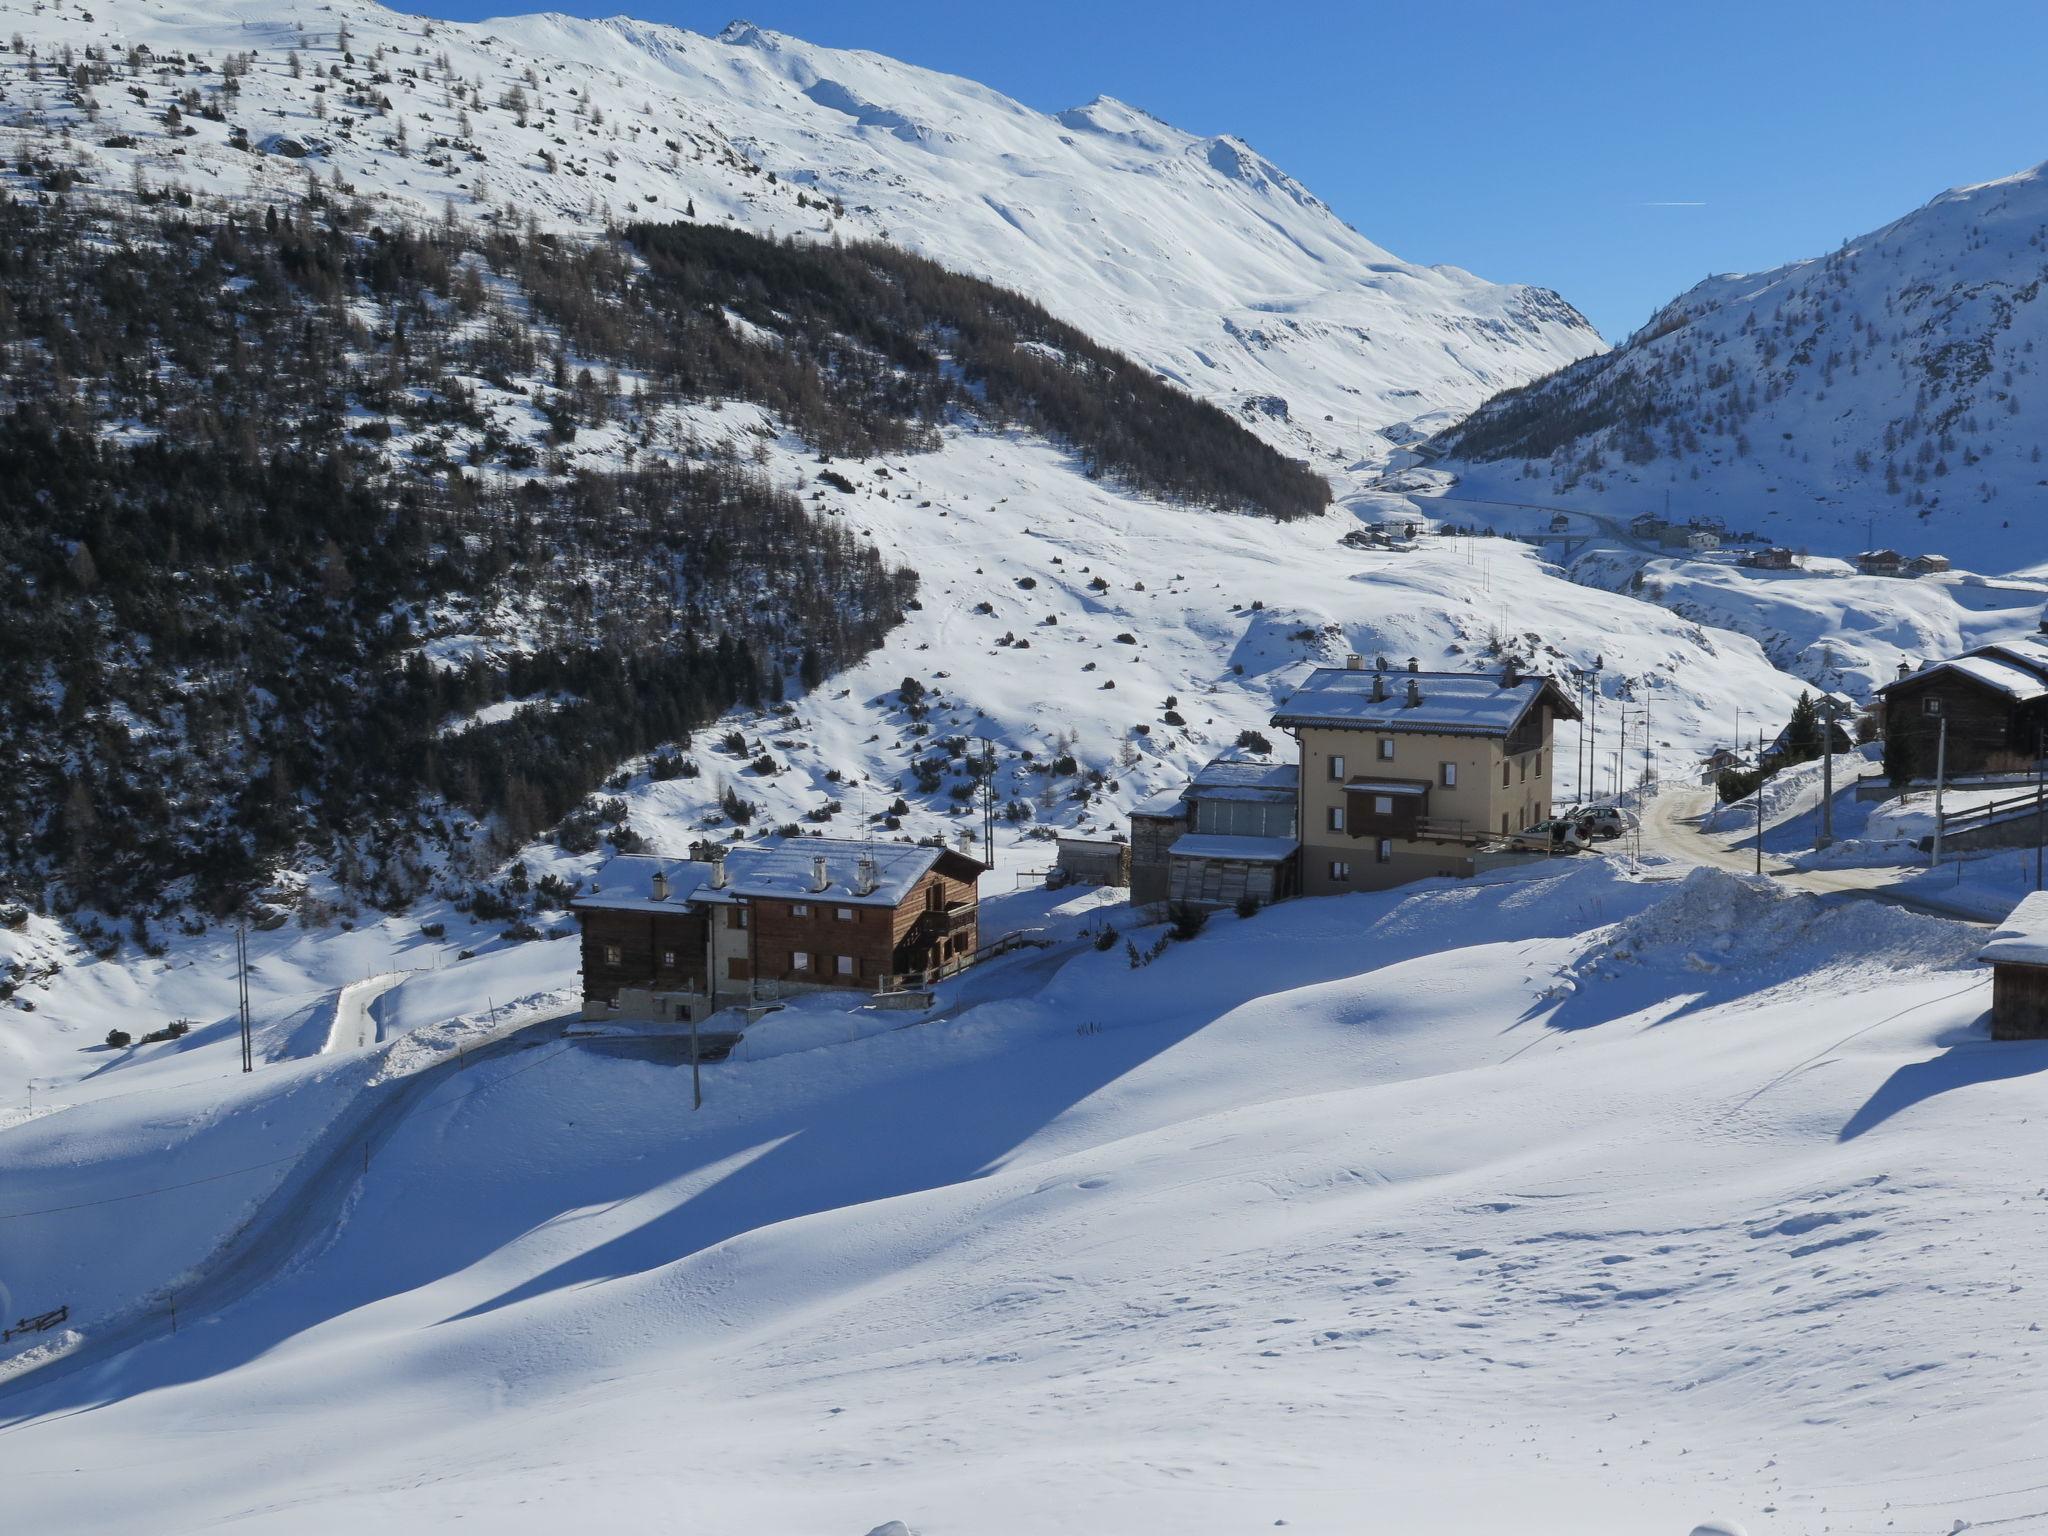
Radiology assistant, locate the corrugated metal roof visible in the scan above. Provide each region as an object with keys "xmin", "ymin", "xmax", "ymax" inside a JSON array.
[{"xmin": 1167, "ymin": 833, "xmax": 1300, "ymax": 863}]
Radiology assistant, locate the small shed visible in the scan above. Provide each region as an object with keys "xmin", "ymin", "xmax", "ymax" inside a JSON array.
[
  {"xmin": 1055, "ymin": 836, "xmax": 1130, "ymax": 888},
  {"xmin": 1978, "ymin": 891, "xmax": 2048, "ymax": 1039}
]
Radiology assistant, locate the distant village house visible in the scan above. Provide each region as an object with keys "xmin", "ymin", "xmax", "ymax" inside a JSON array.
[
  {"xmin": 1877, "ymin": 627, "xmax": 2048, "ymax": 777},
  {"xmin": 1270, "ymin": 655, "xmax": 1580, "ymax": 894},
  {"xmin": 573, "ymin": 838, "xmax": 984, "ymax": 1023},
  {"xmin": 1128, "ymin": 756, "xmax": 1300, "ymax": 910}
]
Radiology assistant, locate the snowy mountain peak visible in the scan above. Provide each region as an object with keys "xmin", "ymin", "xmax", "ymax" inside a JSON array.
[
  {"xmin": 0, "ymin": 0, "xmax": 1598, "ymax": 466},
  {"xmin": 1432, "ymin": 155, "xmax": 2048, "ymax": 566}
]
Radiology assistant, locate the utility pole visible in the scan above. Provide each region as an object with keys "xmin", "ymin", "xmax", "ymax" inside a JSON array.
[
  {"xmin": 237, "ymin": 921, "xmax": 253, "ymax": 1074},
  {"xmin": 1930, "ymin": 717, "xmax": 1949, "ymax": 867},
  {"xmin": 1755, "ymin": 729, "xmax": 1766, "ymax": 877},
  {"xmin": 1819, "ymin": 699, "xmax": 1836, "ymax": 850},
  {"xmin": 981, "ymin": 737, "xmax": 998, "ymax": 870}
]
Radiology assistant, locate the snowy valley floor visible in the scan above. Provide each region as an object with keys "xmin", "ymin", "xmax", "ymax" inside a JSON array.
[{"xmin": 3, "ymin": 861, "xmax": 2044, "ymax": 1534}]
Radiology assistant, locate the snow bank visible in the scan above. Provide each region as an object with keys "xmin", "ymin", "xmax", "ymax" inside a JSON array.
[{"xmin": 1578, "ymin": 866, "xmax": 1981, "ymax": 982}]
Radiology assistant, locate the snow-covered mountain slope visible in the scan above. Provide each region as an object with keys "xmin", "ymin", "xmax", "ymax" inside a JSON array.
[
  {"xmin": 1431, "ymin": 160, "xmax": 2048, "ymax": 567},
  {"xmin": 0, "ymin": 0, "xmax": 1599, "ymax": 464},
  {"xmin": 5, "ymin": 862, "xmax": 2029, "ymax": 1534}
]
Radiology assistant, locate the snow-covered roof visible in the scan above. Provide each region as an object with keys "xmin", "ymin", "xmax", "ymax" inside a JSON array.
[
  {"xmin": 714, "ymin": 838, "xmax": 966, "ymax": 906},
  {"xmin": 1271, "ymin": 668, "xmax": 1578, "ymax": 736},
  {"xmin": 1979, "ymin": 890, "xmax": 2048, "ymax": 967},
  {"xmin": 1167, "ymin": 834, "xmax": 1300, "ymax": 863},
  {"xmin": 1190, "ymin": 756, "xmax": 1298, "ymax": 802},
  {"xmin": 1888, "ymin": 651, "xmax": 2048, "ymax": 703},
  {"xmin": 1131, "ymin": 788, "xmax": 1191, "ymax": 818},
  {"xmin": 572, "ymin": 858, "xmax": 720, "ymax": 914}
]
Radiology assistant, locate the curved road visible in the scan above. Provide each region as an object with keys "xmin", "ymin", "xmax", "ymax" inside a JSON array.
[
  {"xmin": 0, "ymin": 1000, "xmax": 574, "ymax": 1418},
  {"xmin": 1637, "ymin": 784, "xmax": 1994, "ymax": 926}
]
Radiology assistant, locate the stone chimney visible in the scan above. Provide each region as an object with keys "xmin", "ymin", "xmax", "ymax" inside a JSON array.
[
  {"xmin": 1897, "ymin": 658, "xmax": 1913, "ymax": 681},
  {"xmin": 811, "ymin": 854, "xmax": 831, "ymax": 893},
  {"xmin": 710, "ymin": 857, "xmax": 729, "ymax": 890},
  {"xmin": 650, "ymin": 868, "xmax": 669, "ymax": 902},
  {"xmin": 1406, "ymin": 656, "xmax": 1419, "ymax": 673},
  {"xmin": 1374, "ymin": 654, "xmax": 1388, "ymax": 672},
  {"xmin": 1370, "ymin": 670, "xmax": 1388, "ymax": 703},
  {"xmin": 854, "ymin": 854, "xmax": 879, "ymax": 896},
  {"xmin": 1501, "ymin": 656, "xmax": 1520, "ymax": 688},
  {"xmin": 1405, "ymin": 676, "xmax": 1423, "ymax": 708},
  {"xmin": 1345, "ymin": 653, "xmax": 1362, "ymax": 670}
]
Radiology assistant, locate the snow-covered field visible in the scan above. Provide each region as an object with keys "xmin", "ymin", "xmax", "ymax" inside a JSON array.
[{"xmin": 6, "ymin": 860, "xmax": 2041, "ymax": 1535}]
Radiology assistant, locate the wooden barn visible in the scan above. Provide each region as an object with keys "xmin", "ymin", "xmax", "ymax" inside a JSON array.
[
  {"xmin": 1877, "ymin": 630, "xmax": 2048, "ymax": 777},
  {"xmin": 1978, "ymin": 891, "xmax": 2048, "ymax": 1040}
]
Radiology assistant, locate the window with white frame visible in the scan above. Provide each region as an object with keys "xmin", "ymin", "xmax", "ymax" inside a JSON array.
[
  {"xmin": 1376, "ymin": 838, "xmax": 1393, "ymax": 863},
  {"xmin": 791, "ymin": 903, "xmax": 810, "ymax": 917},
  {"xmin": 836, "ymin": 955, "xmax": 855, "ymax": 976},
  {"xmin": 792, "ymin": 951, "xmax": 810, "ymax": 972},
  {"xmin": 836, "ymin": 906, "xmax": 855, "ymax": 921},
  {"xmin": 1373, "ymin": 795, "xmax": 1393, "ymax": 816},
  {"xmin": 660, "ymin": 949, "xmax": 676, "ymax": 969}
]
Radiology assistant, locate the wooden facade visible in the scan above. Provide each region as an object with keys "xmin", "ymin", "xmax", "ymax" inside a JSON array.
[
  {"xmin": 1989, "ymin": 961, "xmax": 2048, "ymax": 1040},
  {"xmin": 574, "ymin": 844, "xmax": 985, "ymax": 1022},
  {"xmin": 578, "ymin": 904, "xmax": 709, "ymax": 1009},
  {"xmin": 1880, "ymin": 670, "xmax": 2044, "ymax": 777},
  {"xmin": 744, "ymin": 855, "xmax": 981, "ymax": 993}
]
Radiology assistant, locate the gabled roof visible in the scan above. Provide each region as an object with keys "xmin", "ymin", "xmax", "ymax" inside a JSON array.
[
  {"xmin": 711, "ymin": 837, "xmax": 978, "ymax": 906},
  {"xmin": 571, "ymin": 856, "xmax": 720, "ymax": 914},
  {"xmin": 1190, "ymin": 756, "xmax": 1297, "ymax": 802},
  {"xmin": 1271, "ymin": 667, "xmax": 1580, "ymax": 736},
  {"xmin": 1980, "ymin": 890, "xmax": 2048, "ymax": 967},
  {"xmin": 1880, "ymin": 636, "xmax": 2048, "ymax": 704}
]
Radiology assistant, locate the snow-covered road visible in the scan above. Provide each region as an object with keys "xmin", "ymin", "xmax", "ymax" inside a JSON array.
[
  {"xmin": 322, "ymin": 973, "xmax": 412, "ymax": 1054},
  {"xmin": 1639, "ymin": 784, "xmax": 1993, "ymax": 924}
]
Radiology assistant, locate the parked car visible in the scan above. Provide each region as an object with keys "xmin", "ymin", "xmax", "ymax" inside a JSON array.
[
  {"xmin": 1508, "ymin": 818, "xmax": 1593, "ymax": 853},
  {"xmin": 1572, "ymin": 805, "xmax": 1638, "ymax": 841}
]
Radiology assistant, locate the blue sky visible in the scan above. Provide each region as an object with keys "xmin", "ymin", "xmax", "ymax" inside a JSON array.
[{"xmin": 403, "ymin": 0, "xmax": 2047, "ymax": 339}]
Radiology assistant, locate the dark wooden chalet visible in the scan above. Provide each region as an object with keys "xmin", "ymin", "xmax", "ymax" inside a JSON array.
[
  {"xmin": 1877, "ymin": 631, "xmax": 2048, "ymax": 776},
  {"xmin": 1979, "ymin": 892, "xmax": 2048, "ymax": 1039},
  {"xmin": 572, "ymin": 840, "xmax": 985, "ymax": 1022}
]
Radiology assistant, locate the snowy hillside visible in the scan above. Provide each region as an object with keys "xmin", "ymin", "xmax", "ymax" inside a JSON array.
[
  {"xmin": 0, "ymin": 0, "xmax": 1600, "ymax": 465},
  {"xmin": 6, "ymin": 860, "xmax": 2038, "ymax": 1534},
  {"xmin": 1432, "ymin": 160, "xmax": 2048, "ymax": 567}
]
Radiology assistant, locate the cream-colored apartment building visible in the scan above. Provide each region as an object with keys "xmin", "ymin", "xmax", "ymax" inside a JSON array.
[{"xmin": 1272, "ymin": 656, "xmax": 1581, "ymax": 895}]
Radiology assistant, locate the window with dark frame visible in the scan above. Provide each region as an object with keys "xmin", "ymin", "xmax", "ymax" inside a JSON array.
[
  {"xmin": 1378, "ymin": 737, "xmax": 1396, "ymax": 760},
  {"xmin": 1441, "ymin": 762, "xmax": 1457, "ymax": 788},
  {"xmin": 1376, "ymin": 838, "xmax": 1393, "ymax": 864},
  {"xmin": 1328, "ymin": 753, "xmax": 1346, "ymax": 781}
]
